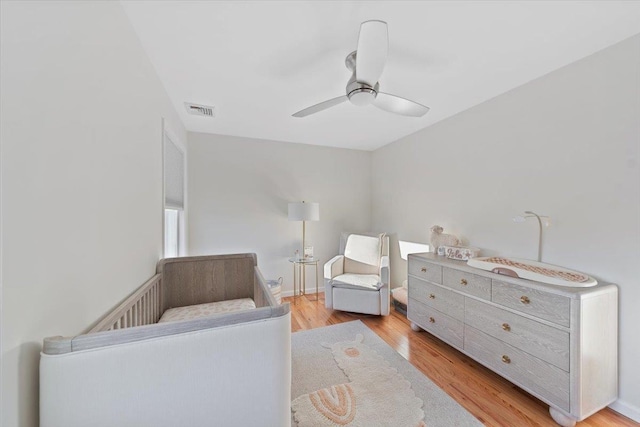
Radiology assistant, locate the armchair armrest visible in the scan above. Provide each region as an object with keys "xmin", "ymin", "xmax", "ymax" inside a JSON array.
[
  {"xmin": 379, "ymin": 255, "xmax": 390, "ymax": 285},
  {"xmin": 324, "ymin": 255, "xmax": 344, "ymax": 279},
  {"xmin": 324, "ymin": 255, "xmax": 344, "ymax": 310},
  {"xmin": 380, "ymin": 255, "xmax": 390, "ymax": 315}
]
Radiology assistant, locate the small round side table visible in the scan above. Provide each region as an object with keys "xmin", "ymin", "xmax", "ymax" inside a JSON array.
[{"xmin": 288, "ymin": 257, "xmax": 319, "ymax": 301}]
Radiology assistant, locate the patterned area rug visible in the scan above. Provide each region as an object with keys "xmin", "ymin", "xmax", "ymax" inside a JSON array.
[
  {"xmin": 292, "ymin": 334, "xmax": 425, "ymax": 426},
  {"xmin": 291, "ymin": 321, "xmax": 482, "ymax": 427}
]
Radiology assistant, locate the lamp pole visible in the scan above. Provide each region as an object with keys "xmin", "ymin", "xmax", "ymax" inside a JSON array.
[
  {"xmin": 301, "ymin": 216, "xmax": 306, "ymax": 294},
  {"xmin": 524, "ymin": 211, "xmax": 543, "ymax": 262},
  {"xmin": 288, "ymin": 200, "xmax": 319, "ymax": 297}
]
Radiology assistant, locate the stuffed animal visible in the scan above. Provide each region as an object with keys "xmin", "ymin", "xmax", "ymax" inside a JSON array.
[{"xmin": 429, "ymin": 225, "xmax": 460, "ymax": 253}]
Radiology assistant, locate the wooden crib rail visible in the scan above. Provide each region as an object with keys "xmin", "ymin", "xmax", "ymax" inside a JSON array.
[
  {"xmin": 42, "ymin": 253, "xmax": 291, "ymax": 355},
  {"xmin": 88, "ymin": 274, "xmax": 163, "ymax": 333},
  {"xmin": 254, "ymin": 266, "xmax": 277, "ymax": 308},
  {"xmin": 157, "ymin": 253, "xmax": 257, "ymax": 311}
]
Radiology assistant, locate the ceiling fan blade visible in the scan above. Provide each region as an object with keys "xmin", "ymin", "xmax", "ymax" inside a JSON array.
[
  {"xmin": 355, "ymin": 20, "xmax": 388, "ymax": 87},
  {"xmin": 374, "ymin": 92, "xmax": 430, "ymax": 117},
  {"xmin": 292, "ymin": 95, "xmax": 348, "ymax": 118}
]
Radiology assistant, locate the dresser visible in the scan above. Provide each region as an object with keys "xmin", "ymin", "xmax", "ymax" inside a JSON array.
[{"xmin": 407, "ymin": 253, "xmax": 618, "ymax": 427}]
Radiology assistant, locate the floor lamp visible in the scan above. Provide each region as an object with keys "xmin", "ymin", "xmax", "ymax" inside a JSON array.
[
  {"xmin": 288, "ymin": 201, "xmax": 320, "ymax": 258},
  {"xmin": 288, "ymin": 201, "xmax": 320, "ymax": 293}
]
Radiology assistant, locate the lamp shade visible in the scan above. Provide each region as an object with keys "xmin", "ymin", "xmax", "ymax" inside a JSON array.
[{"xmin": 288, "ymin": 202, "xmax": 319, "ymax": 221}]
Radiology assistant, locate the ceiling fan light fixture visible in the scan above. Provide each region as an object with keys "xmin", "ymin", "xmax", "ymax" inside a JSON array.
[
  {"xmin": 348, "ymin": 88, "xmax": 376, "ymax": 106},
  {"xmin": 291, "ymin": 20, "xmax": 430, "ymax": 118}
]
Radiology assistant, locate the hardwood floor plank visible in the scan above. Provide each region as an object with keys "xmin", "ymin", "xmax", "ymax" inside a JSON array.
[{"xmin": 286, "ymin": 294, "xmax": 637, "ymax": 427}]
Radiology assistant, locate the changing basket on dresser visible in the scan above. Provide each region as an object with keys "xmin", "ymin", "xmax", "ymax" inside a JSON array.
[{"xmin": 407, "ymin": 253, "xmax": 618, "ymax": 427}]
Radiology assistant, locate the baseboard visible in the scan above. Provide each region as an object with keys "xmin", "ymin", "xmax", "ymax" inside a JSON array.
[
  {"xmin": 609, "ymin": 399, "xmax": 640, "ymax": 422},
  {"xmin": 281, "ymin": 287, "xmax": 325, "ymax": 298}
]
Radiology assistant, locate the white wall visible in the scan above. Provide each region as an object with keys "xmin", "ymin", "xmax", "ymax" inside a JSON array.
[
  {"xmin": 372, "ymin": 35, "xmax": 640, "ymax": 419},
  {"xmin": 1, "ymin": 1, "xmax": 636, "ymax": 424},
  {"xmin": 188, "ymin": 133, "xmax": 372, "ymax": 295},
  {"xmin": 0, "ymin": 2, "xmax": 186, "ymax": 426}
]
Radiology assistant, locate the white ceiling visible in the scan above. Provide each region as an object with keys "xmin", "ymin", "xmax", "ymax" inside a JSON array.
[{"xmin": 121, "ymin": 1, "xmax": 640, "ymax": 151}]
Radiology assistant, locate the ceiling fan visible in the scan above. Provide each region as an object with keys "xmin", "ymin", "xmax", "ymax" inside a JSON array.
[{"xmin": 292, "ymin": 20, "xmax": 430, "ymax": 118}]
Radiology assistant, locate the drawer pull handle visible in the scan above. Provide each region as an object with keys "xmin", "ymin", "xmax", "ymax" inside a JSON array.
[
  {"xmin": 421, "ymin": 267, "xmax": 427, "ymax": 272},
  {"xmin": 460, "ymin": 279, "xmax": 468, "ymax": 285},
  {"xmin": 520, "ymin": 296, "xmax": 530, "ymax": 304},
  {"xmin": 429, "ymin": 294, "xmax": 436, "ymax": 299},
  {"xmin": 501, "ymin": 355, "xmax": 511, "ymax": 364},
  {"xmin": 429, "ymin": 317, "xmax": 435, "ymax": 323},
  {"xmin": 502, "ymin": 323, "xmax": 511, "ymax": 332}
]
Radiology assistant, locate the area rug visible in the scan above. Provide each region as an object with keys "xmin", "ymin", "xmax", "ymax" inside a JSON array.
[{"xmin": 291, "ymin": 320, "xmax": 482, "ymax": 427}]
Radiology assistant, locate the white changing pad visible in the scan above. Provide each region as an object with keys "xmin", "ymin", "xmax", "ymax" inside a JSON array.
[{"xmin": 159, "ymin": 298, "xmax": 256, "ymax": 323}]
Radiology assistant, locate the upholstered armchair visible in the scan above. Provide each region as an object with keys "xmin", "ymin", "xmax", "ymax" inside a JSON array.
[{"xmin": 324, "ymin": 232, "xmax": 390, "ymax": 316}]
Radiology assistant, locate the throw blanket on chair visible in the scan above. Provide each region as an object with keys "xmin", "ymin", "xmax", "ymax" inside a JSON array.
[{"xmin": 292, "ymin": 334, "xmax": 425, "ymax": 427}]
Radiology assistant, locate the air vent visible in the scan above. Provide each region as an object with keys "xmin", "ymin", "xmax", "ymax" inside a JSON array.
[{"xmin": 184, "ymin": 102, "xmax": 215, "ymax": 117}]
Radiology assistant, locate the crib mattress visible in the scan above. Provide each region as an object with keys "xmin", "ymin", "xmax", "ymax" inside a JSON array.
[{"xmin": 158, "ymin": 298, "xmax": 256, "ymax": 323}]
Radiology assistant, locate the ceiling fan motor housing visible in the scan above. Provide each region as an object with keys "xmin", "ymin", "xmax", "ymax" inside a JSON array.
[
  {"xmin": 292, "ymin": 22, "xmax": 429, "ymax": 118},
  {"xmin": 346, "ymin": 76, "xmax": 379, "ymax": 106}
]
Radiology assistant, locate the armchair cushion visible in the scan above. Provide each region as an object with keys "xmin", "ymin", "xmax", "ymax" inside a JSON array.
[
  {"xmin": 331, "ymin": 274, "xmax": 383, "ymax": 291},
  {"xmin": 344, "ymin": 234, "xmax": 383, "ymax": 275}
]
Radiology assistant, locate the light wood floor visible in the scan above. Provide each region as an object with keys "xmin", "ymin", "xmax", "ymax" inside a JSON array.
[{"xmin": 286, "ymin": 294, "xmax": 637, "ymax": 427}]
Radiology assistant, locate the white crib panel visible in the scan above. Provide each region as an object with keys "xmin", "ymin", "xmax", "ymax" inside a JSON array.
[{"xmin": 40, "ymin": 313, "xmax": 291, "ymax": 427}]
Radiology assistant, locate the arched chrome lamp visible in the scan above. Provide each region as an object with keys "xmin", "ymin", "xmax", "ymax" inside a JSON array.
[{"xmin": 513, "ymin": 211, "xmax": 551, "ymax": 262}]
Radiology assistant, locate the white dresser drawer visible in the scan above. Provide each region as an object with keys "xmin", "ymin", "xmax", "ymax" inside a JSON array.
[
  {"xmin": 408, "ymin": 276, "xmax": 464, "ymax": 321},
  {"xmin": 408, "ymin": 298, "xmax": 463, "ymax": 348},
  {"xmin": 408, "ymin": 259, "xmax": 442, "ymax": 284},
  {"xmin": 443, "ymin": 268, "xmax": 491, "ymax": 300},
  {"xmin": 465, "ymin": 298, "xmax": 569, "ymax": 371},
  {"xmin": 492, "ymin": 281, "xmax": 570, "ymax": 327},
  {"xmin": 464, "ymin": 326, "xmax": 570, "ymax": 412},
  {"xmin": 408, "ymin": 253, "xmax": 618, "ymax": 424}
]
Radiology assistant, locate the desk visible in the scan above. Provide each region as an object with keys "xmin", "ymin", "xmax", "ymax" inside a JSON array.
[{"xmin": 288, "ymin": 257, "xmax": 319, "ymax": 301}]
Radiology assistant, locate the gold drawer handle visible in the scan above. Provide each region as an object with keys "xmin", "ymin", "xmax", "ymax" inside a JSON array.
[
  {"xmin": 502, "ymin": 323, "xmax": 511, "ymax": 332},
  {"xmin": 520, "ymin": 295, "xmax": 530, "ymax": 304},
  {"xmin": 460, "ymin": 279, "xmax": 468, "ymax": 285},
  {"xmin": 421, "ymin": 267, "xmax": 427, "ymax": 272},
  {"xmin": 428, "ymin": 293, "xmax": 436, "ymax": 299},
  {"xmin": 501, "ymin": 355, "xmax": 511, "ymax": 364},
  {"xmin": 429, "ymin": 317, "xmax": 435, "ymax": 323}
]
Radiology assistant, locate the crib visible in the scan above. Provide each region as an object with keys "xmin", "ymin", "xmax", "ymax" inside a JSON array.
[{"xmin": 40, "ymin": 253, "xmax": 291, "ymax": 427}]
